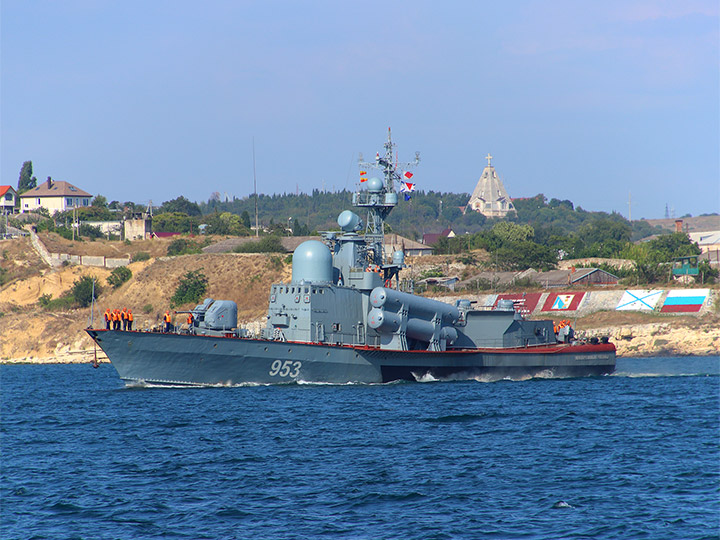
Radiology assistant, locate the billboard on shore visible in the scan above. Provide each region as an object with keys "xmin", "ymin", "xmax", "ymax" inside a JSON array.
[
  {"xmin": 660, "ymin": 289, "xmax": 710, "ymax": 313},
  {"xmin": 541, "ymin": 292, "xmax": 585, "ymax": 311},
  {"xmin": 616, "ymin": 290, "xmax": 663, "ymax": 311}
]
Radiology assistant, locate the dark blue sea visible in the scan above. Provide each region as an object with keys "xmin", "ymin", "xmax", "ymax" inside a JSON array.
[{"xmin": 2, "ymin": 357, "xmax": 718, "ymax": 540}]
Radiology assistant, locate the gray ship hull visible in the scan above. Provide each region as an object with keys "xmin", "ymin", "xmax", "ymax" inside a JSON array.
[{"xmin": 87, "ymin": 329, "xmax": 616, "ymax": 386}]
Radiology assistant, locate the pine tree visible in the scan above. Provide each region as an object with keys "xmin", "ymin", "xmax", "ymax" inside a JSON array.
[{"xmin": 18, "ymin": 161, "xmax": 37, "ymax": 193}]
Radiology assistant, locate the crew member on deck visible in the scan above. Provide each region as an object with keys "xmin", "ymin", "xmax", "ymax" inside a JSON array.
[
  {"xmin": 104, "ymin": 309, "xmax": 111, "ymax": 330},
  {"xmin": 164, "ymin": 310, "xmax": 172, "ymax": 333},
  {"xmin": 127, "ymin": 309, "xmax": 133, "ymax": 331},
  {"xmin": 121, "ymin": 308, "xmax": 128, "ymax": 331}
]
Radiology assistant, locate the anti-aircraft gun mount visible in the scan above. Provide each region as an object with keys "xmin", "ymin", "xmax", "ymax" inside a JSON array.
[{"xmin": 176, "ymin": 298, "xmax": 248, "ymax": 337}]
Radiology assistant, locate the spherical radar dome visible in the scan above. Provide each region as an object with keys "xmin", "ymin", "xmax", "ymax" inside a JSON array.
[
  {"xmin": 365, "ymin": 177, "xmax": 383, "ymax": 192},
  {"xmin": 292, "ymin": 240, "xmax": 333, "ymax": 284}
]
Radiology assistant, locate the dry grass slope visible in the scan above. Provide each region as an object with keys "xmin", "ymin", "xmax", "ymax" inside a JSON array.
[{"xmin": 0, "ymin": 235, "xmax": 290, "ymax": 361}]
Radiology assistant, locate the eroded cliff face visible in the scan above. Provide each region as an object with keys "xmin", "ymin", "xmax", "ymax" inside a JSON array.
[{"xmin": 582, "ymin": 323, "xmax": 720, "ymax": 357}]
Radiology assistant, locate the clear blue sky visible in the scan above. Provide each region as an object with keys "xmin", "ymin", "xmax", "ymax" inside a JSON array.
[{"xmin": 2, "ymin": 1, "xmax": 718, "ymax": 220}]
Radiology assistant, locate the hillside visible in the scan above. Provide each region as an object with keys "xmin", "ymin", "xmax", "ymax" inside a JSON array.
[
  {"xmin": 0, "ymin": 237, "xmax": 290, "ymax": 362},
  {"xmin": 1, "ymin": 235, "xmax": 718, "ymax": 362}
]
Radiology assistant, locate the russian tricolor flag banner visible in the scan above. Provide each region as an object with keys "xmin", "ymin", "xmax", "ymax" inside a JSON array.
[{"xmin": 660, "ymin": 289, "xmax": 710, "ymax": 313}]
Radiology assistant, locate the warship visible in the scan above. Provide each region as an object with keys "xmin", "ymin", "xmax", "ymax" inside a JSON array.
[{"xmin": 87, "ymin": 130, "xmax": 615, "ymax": 386}]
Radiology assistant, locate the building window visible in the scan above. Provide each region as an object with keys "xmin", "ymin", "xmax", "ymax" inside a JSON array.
[
  {"xmin": 83, "ymin": 198, "xmax": 89, "ymax": 206},
  {"xmin": 4, "ymin": 194, "xmax": 12, "ymax": 201},
  {"xmin": 66, "ymin": 198, "xmax": 74, "ymax": 206},
  {"xmin": 37, "ymin": 198, "xmax": 41, "ymax": 205}
]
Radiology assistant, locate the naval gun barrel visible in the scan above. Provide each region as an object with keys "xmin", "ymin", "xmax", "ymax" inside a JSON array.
[{"xmin": 370, "ymin": 287, "xmax": 460, "ymax": 324}]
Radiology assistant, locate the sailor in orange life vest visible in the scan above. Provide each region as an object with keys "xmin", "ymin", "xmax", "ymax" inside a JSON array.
[
  {"xmin": 127, "ymin": 309, "xmax": 133, "ymax": 331},
  {"xmin": 121, "ymin": 308, "xmax": 128, "ymax": 331},
  {"xmin": 104, "ymin": 308, "xmax": 111, "ymax": 330},
  {"xmin": 164, "ymin": 310, "xmax": 172, "ymax": 333}
]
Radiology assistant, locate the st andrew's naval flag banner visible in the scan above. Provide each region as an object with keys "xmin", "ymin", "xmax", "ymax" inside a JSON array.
[
  {"xmin": 616, "ymin": 290, "xmax": 663, "ymax": 311},
  {"xmin": 660, "ymin": 289, "xmax": 710, "ymax": 313}
]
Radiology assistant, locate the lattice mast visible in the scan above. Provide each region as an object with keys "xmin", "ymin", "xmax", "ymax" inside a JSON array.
[{"xmin": 356, "ymin": 128, "xmax": 420, "ymax": 265}]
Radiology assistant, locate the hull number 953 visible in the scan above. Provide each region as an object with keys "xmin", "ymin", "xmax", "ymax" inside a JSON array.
[{"xmin": 269, "ymin": 360, "xmax": 301, "ymax": 378}]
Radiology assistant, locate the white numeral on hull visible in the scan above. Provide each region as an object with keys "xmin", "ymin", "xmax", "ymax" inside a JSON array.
[{"xmin": 269, "ymin": 359, "xmax": 301, "ymax": 378}]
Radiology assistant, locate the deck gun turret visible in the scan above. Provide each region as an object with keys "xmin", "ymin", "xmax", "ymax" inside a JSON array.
[{"xmin": 176, "ymin": 298, "xmax": 246, "ymax": 337}]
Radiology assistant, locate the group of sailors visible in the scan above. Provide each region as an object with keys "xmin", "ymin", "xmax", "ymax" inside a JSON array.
[
  {"xmin": 553, "ymin": 320, "xmax": 572, "ymax": 334},
  {"xmin": 554, "ymin": 319, "xmax": 575, "ymax": 343},
  {"xmin": 162, "ymin": 310, "xmax": 195, "ymax": 333},
  {"xmin": 103, "ymin": 308, "xmax": 195, "ymax": 333},
  {"xmin": 104, "ymin": 308, "xmax": 133, "ymax": 331}
]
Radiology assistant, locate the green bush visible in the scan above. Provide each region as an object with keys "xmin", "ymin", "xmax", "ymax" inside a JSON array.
[
  {"xmin": 78, "ymin": 224, "xmax": 104, "ymax": 239},
  {"xmin": 107, "ymin": 266, "xmax": 132, "ymax": 288},
  {"xmin": 167, "ymin": 238, "xmax": 202, "ymax": 256},
  {"xmin": 38, "ymin": 293, "xmax": 76, "ymax": 311},
  {"xmin": 233, "ymin": 235, "xmax": 285, "ymax": 253},
  {"xmin": 267, "ymin": 255, "xmax": 285, "ymax": 271},
  {"xmin": 71, "ymin": 276, "xmax": 102, "ymax": 308},
  {"xmin": 132, "ymin": 252, "xmax": 150, "ymax": 262},
  {"xmin": 143, "ymin": 304, "xmax": 153, "ymax": 314},
  {"xmin": 171, "ymin": 269, "xmax": 208, "ymax": 307}
]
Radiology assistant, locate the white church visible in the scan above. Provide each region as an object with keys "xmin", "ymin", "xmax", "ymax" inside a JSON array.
[{"xmin": 466, "ymin": 154, "xmax": 516, "ymax": 218}]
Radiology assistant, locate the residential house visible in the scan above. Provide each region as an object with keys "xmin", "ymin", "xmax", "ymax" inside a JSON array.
[
  {"xmin": 0, "ymin": 185, "xmax": 18, "ymax": 214},
  {"xmin": 20, "ymin": 177, "xmax": 92, "ymax": 214},
  {"xmin": 422, "ymin": 228, "xmax": 455, "ymax": 246}
]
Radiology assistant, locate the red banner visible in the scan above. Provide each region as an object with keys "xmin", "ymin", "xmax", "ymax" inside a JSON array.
[{"xmin": 541, "ymin": 292, "xmax": 585, "ymax": 311}]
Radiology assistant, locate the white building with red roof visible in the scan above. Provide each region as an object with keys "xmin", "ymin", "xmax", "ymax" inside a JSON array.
[
  {"xmin": 19, "ymin": 177, "xmax": 92, "ymax": 214},
  {"xmin": 0, "ymin": 185, "xmax": 18, "ymax": 214}
]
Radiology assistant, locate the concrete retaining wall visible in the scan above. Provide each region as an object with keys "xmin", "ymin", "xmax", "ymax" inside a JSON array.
[{"xmin": 31, "ymin": 231, "xmax": 130, "ymax": 269}]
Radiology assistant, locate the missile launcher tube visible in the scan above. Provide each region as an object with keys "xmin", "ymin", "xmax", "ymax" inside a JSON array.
[
  {"xmin": 368, "ymin": 308, "xmax": 458, "ymax": 344},
  {"xmin": 370, "ymin": 287, "xmax": 460, "ymax": 324}
]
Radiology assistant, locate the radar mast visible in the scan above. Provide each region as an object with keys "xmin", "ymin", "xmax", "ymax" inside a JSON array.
[{"xmin": 355, "ymin": 128, "xmax": 420, "ymax": 265}]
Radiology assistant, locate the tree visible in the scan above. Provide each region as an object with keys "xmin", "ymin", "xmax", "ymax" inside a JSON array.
[
  {"xmin": 160, "ymin": 196, "xmax": 202, "ymax": 216},
  {"xmin": 18, "ymin": 161, "xmax": 37, "ymax": 193},
  {"xmin": 92, "ymin": 195, "xmax": 108, "ymax": 208},
  {"xmin": 107, "ymin": 266, "xmax": 132, "ymax": 288},
  {"xmin": 240, "ymin": 210, "xmax": 251, "ymax": 228},
  {"xmin": 72, "ymin": 276, "xmax": 102, "ymax": 307},
  {"xmin": 648, "ymin": 232, "xmax": 701, "ymax": 260},
  {"xmin": 171, "ymin": 270, "xmax": 208, "ymax": 307},
  {"xmin": 491, "ymin": 222, "xmax": 534, "ymax": 243}
]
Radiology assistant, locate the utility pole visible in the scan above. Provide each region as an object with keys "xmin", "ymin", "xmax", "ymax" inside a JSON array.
[{"xmin": 253, "ymin": 138, "xmax": 259, "ymax": 237}]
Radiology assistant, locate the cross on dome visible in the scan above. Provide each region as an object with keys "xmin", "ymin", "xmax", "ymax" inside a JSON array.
[{"xmin": 485, "ymin": 153, "xmax": 493, "ymax": 166}]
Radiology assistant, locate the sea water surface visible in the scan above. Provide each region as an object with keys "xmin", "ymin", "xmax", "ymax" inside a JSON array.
[{"xmin": 2, "ymin": 356, "xmax": 718, "ymax": 540}]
